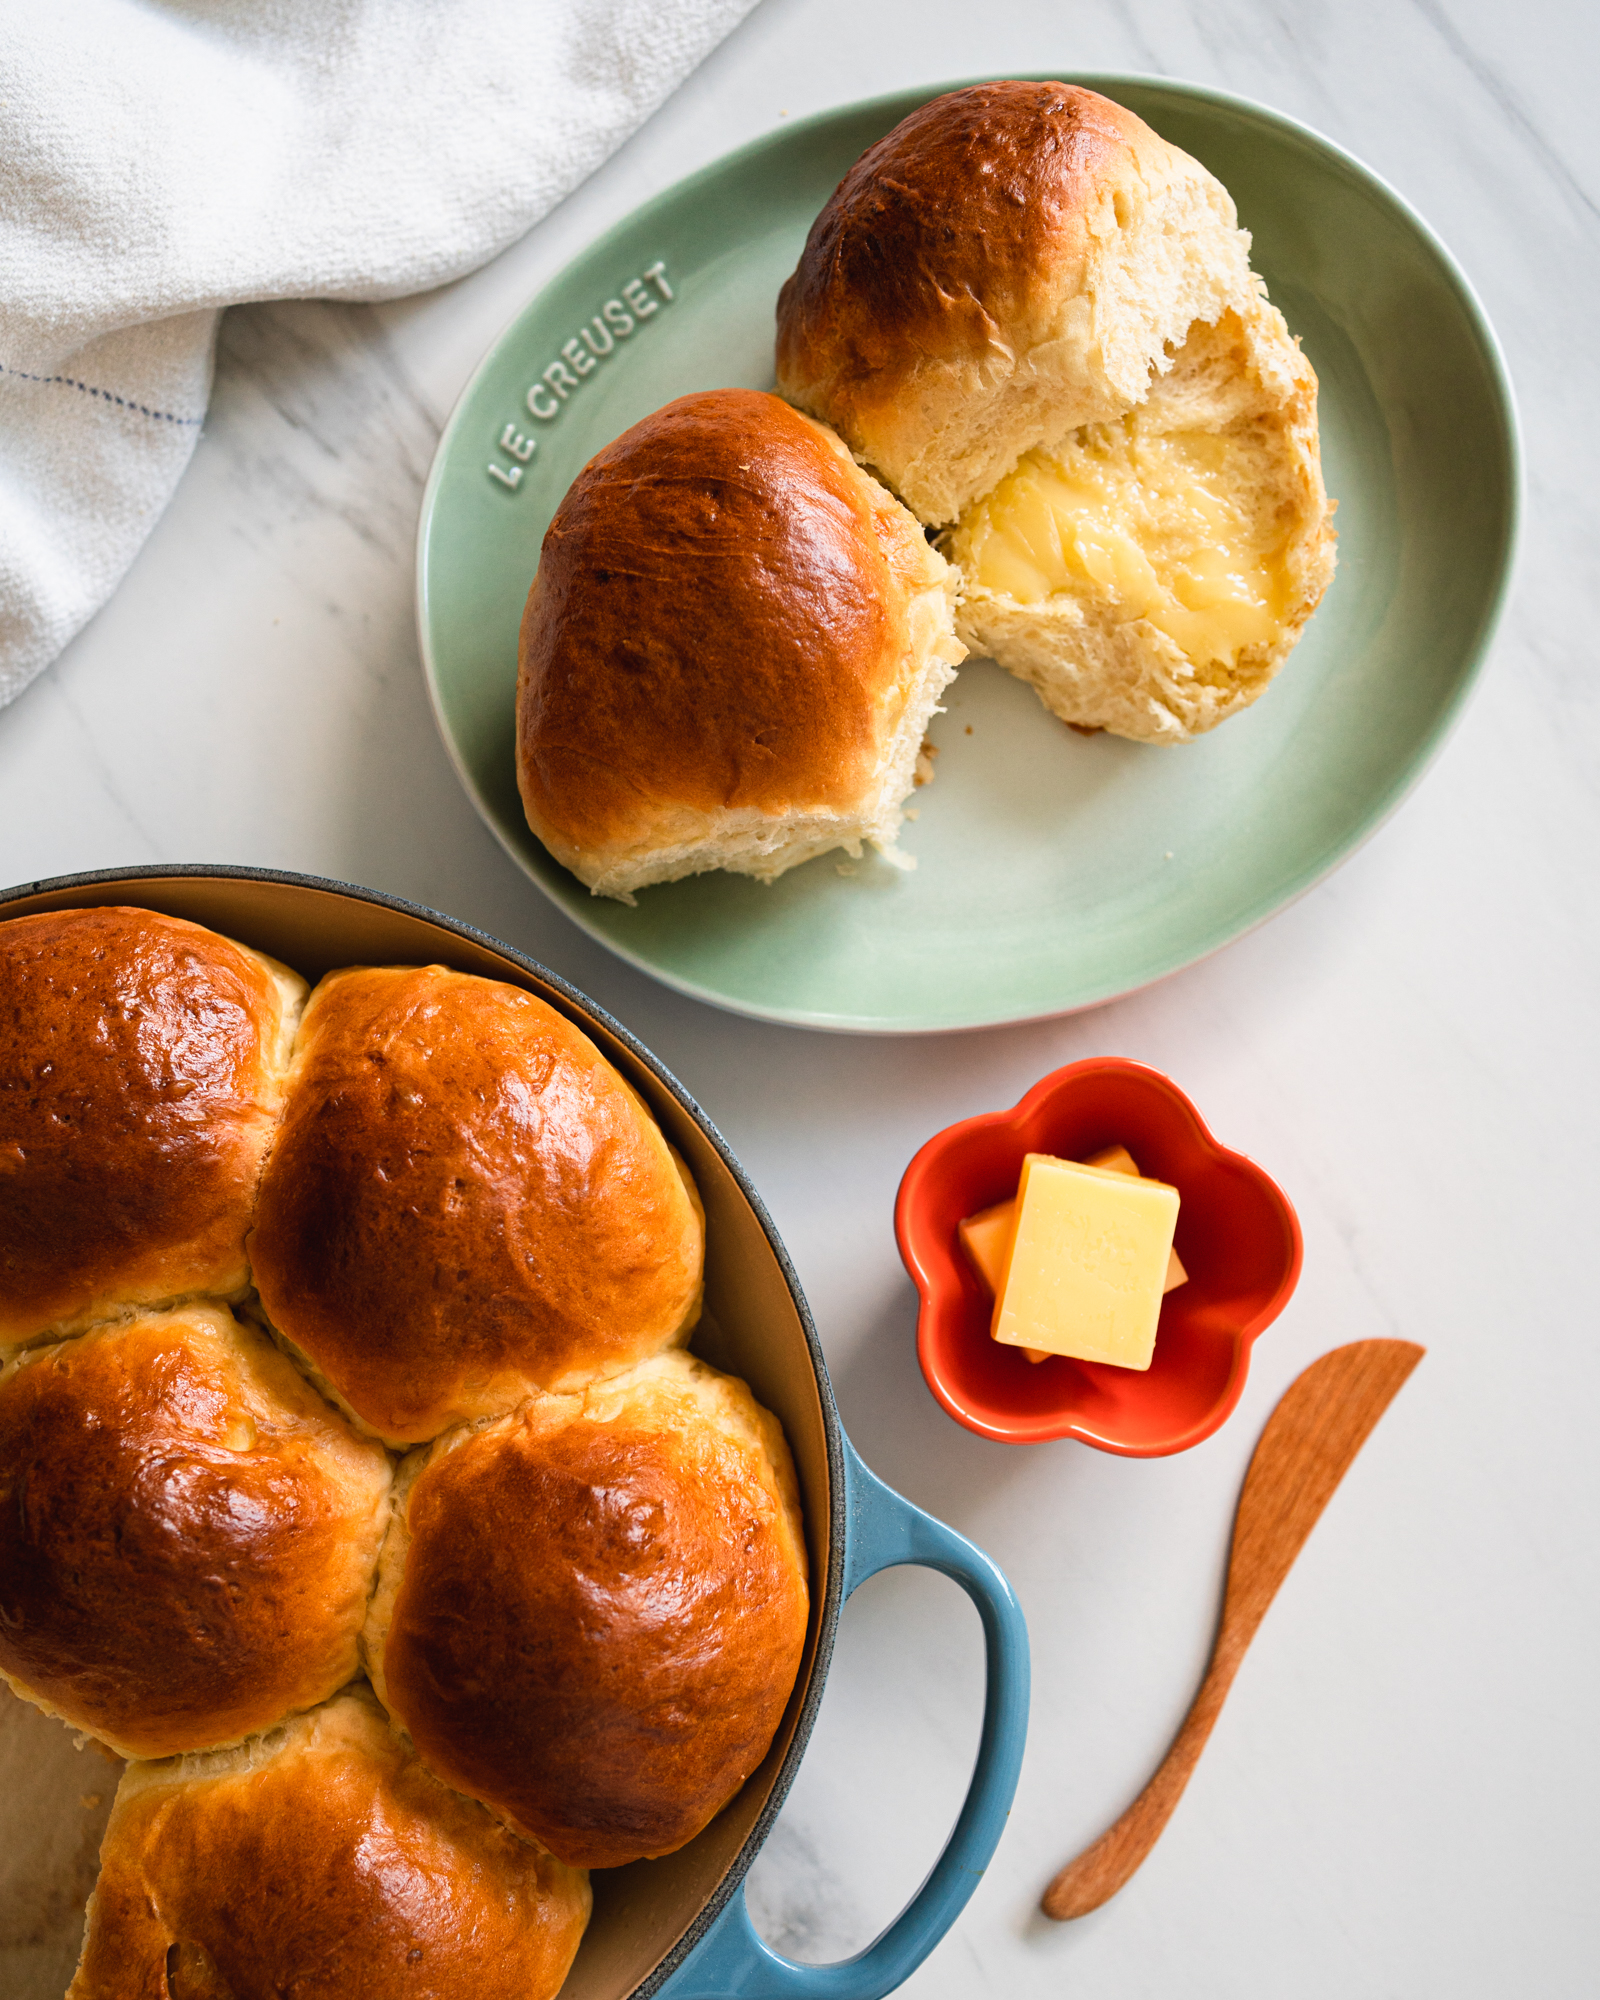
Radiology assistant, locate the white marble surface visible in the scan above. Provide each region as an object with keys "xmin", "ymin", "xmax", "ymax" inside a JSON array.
[{"xmin": 4, "ymin": 1, "xmax": 1598, "ymax": 1993}]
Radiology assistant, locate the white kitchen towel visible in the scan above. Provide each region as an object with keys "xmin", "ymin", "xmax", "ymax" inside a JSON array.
[{"xmin": 0, "ymin": 0, "xmax": 759, "ymax": 708}]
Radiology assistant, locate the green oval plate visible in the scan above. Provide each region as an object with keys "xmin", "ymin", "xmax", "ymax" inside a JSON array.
[{"xmin": 417, "ymin": 75, "xmax": 1518, "ymax": 1034}]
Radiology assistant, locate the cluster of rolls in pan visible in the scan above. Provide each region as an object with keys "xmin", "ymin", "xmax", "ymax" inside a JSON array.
[
  {"xmin": 0, "ymin": 906, "xmax": 808, "ymax": 1998},
  {"xmin": 516, "ymin": 82, "xmax": 1336, "ymax": 902}
]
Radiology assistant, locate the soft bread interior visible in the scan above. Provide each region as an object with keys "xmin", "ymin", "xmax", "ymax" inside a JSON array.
[{"xmin": 947, "ymin": 302, "xmax": 1335, "ymax": 742}]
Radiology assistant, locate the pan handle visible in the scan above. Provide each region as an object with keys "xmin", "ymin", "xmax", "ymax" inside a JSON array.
[{"xmin": 656, "ymin": 1436, "xmax": 1029, "ymax": 1999}]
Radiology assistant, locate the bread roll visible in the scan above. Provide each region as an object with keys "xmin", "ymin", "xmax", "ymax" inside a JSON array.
[
  {"xmin": 68, "ymin": 1688, "xmax": 591, "ymax": 2000},
  {"xmin": 776, "ymin": 83, "xmax": 1336, "ymax": 741},
  {"xmin": 947, "ymin": 303, "xmax": 1336, "ymax": 740},
  {"xmin": 0, "ymin": 906, "xmax": 305, "ymax": 1351},
  {"xmin": 776, "ymin": 81, "xmax": 1258, "ymax": 529},
  {"xmin": 364, "ymin": 1350, "xmax": 809, "ymax": 1869},
  {"xmin": 249, "ymin": 965, "xmax": 705, "ymax": 1444},
  {"xmin": 0, "ymin": 1305, "xmax": 390, "ymax": 1760},
  {"xmin": 515, "ymin": 387, "xmax": 964, "ymax": 900}
]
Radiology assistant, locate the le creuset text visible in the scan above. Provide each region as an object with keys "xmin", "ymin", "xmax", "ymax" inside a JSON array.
[{"xmin": 487, "ymin": 262, "xmax": 675, "ymax": 491}]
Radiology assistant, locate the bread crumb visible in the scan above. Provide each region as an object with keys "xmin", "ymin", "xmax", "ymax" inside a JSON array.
[
  {"xmin": 904, "ymin": 806, "xmax": 919, "ymax": 821},
  {"xmin": 1164, "ymin": 851, "xmax": 1174, "ymax": 861},
  {"xmin": 835, "ymin": 863, "xmax": 858, "ymax": 877},
  {"xmin": 913, "ymin": 740, "xmax": 939, "ymax": 786},
  {"xmin": 965, "ymin": 724, "xmax": 973, "ymax": 734}
]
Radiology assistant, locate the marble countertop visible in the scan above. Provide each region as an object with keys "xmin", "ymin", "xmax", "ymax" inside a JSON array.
[{"xmin": 4, "ymin": 1, "xmax": 1596, "ymax": 1993}]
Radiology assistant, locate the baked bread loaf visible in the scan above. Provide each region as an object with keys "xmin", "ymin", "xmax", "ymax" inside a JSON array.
[
  {"xmin": 68, "ymin": 1688, "xmax": 591, "ymax": 2000},
  {"xmin": 0, "ymin": 906, "xmax": 304, "ymax": 1350},
  {"xmin": 515, "ymin": 387, "xmax": 964, "ymax": 900},
  {"xmin": 364, "ymin": 1350, "xmax": 809, "ymax": 1868},
  {"xmin": 249, "ymin": 965, "xmax": 706, "ymax": 1444},
  {"xmin": 775, "ymin": 82, "xmax": 1336, "ymax": 742},
  {"xmin": 0, "ymin": 1304, "xmax": 390, "ymax": 1760}
]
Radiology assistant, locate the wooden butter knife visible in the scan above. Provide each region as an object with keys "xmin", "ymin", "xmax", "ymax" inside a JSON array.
[{"xmin": 1041, "ymin": 1337, "xmax": 1425, "ymax": 1921}]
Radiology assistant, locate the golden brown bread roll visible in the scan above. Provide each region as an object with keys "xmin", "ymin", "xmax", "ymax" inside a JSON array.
[
  {"xmin": 249, "ymin": 965, "xmax": 705, "ymax": 1445},
  {"xmin": 0, "ymin": 906, "xmax": 304, "ymax": 1351},
  {"xmin": 364, "ymin": 1351, "xmax": 809, "ymax": 1869},
  {"xmin": 68, "ymin": 1688, "xmax": 591, "ymax": 2000},
  {"xmin": 515, "ymin": 387, "xmax": 964, "ymax": 900},
  {"xmin": 776, "ymin": 81, "xmax": 1259, "ymax": 529},
  {"xmin": 0, "ymin": 1305, "xmax": 390, "ymax": 1760},
  {"xmin": 776, "ymin": 83, "xmax": 1336, "ymax": 742}
]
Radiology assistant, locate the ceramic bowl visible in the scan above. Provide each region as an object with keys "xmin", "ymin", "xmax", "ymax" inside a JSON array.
[{"xmin": 896, "ymin": 1059, "xmax": 1302, "ymax": 1454}]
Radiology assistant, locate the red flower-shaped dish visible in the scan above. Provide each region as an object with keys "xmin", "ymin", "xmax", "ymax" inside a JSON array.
[{"xmin": 896, "ymin": 1059, "xmax": 1302, "ymax": 1455}]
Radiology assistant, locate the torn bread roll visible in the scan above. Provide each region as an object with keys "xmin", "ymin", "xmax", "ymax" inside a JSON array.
[
  {"xmin": 515, "ymin": 387, "xmax": 964, "ymax": 900},
  {"xmin": 947, "ymin": 303, "xmax": 1335, "ymax": 741},
  {"xmin": 776, "ymin": 82, "xmax": 1335, "ymax": 743}
]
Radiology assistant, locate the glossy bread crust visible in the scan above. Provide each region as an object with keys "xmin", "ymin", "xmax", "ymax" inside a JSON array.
[
  {"xmin": 515, "ymin": 387, "xmax": 959, "ymax": 894},
  {"xmin": 68, "ymin": 1690, "xmax": 591, "ymax": 2000},
  {"xmin": 249, "ymin": 965, "xmax": 705, "ymax": 1443},
  {"xmin": 780, "ymin": 82, "xmax": 1154, "ymax": 366},
  {"xmin": 367, "ymin": 1352, "xmax": 809, "ymax": 1869},
  {"xmin": 0, "ymin": 1305, "xmax": 391, "ymax": 1759},
  {"xmin": 0, "ymin": 905, "xmax": 303, "ymax": 1349}
]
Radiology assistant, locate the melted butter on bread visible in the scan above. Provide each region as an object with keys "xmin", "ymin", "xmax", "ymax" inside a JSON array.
[
  {"xmin": 951, "ymin": 397, "xmax": 1293, "ymax": 672},
  {"xmin": 947, "ymin": 305, "xmax": 1336, "ymax": 741}
]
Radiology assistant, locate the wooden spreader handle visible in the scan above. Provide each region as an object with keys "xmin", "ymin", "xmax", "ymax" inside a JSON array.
[{"xmin": 1042, "ymin": 1338, "xmax": 1425, "ymax": 1921}]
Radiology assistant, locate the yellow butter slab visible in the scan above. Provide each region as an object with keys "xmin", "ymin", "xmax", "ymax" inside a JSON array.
[
  {"xmin": 959, "ymin": 1157, "xmax": 1185, "ymax": 1304},
  {"xmin": 1084, "ymin": 1145, "xmax": 1188, "ymax": 1289},
  {"xmin": 991, "ymin": 1154, "xmax": 1180, "ymax": 1371}
]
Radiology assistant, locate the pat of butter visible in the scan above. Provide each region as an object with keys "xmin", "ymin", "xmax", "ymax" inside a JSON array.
[
  {"xmin": 991, "ymin": 1154, "xmax": 1180, "ymax": 1371},
  {"xmin": 1084, "ymin": 1144, "xmax": 1187, "ymax": 1292},
  {"xmin": 958, "ymin": 1146, "xmax": 1186, "ymax": 1306}
]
